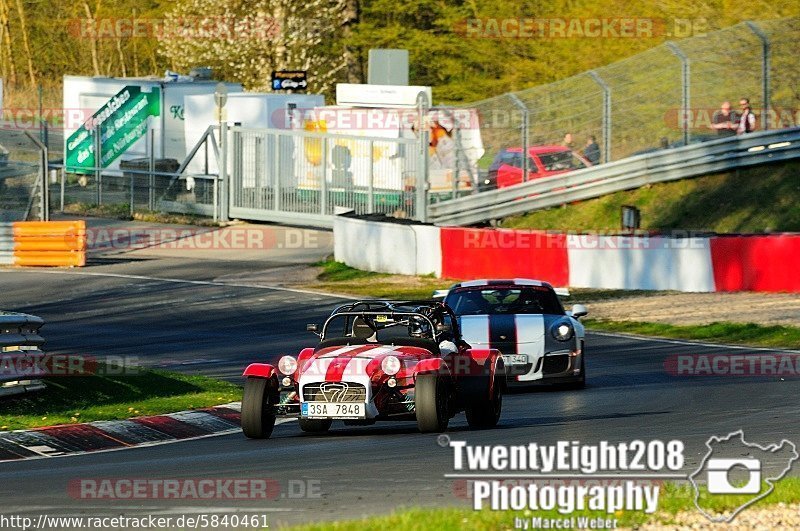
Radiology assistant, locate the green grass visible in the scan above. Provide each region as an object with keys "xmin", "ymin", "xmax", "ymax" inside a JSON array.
[
  {"xmin": 309, "ymin": 259, "xmax": 456, "ymax": 300},
  {"xmin": 585, "ymin": 319, "xmax": 800, "ymax": 349},
  {"xmin": 501, "ymin": 161, "xmax": 800, "ymax": 233},
  {"xmin": 292, "ymin": 478, "xmax": 800, "ymax": 530},
  {"xmin": 0, "ymin": 363, "xmax": 241, "ymax": 430}
]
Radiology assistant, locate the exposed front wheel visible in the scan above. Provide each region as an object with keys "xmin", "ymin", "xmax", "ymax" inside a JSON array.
[
  {"xmin": 298, "ymin": 418, "xmax": 333, "ymax": 433},
  {"xmin": 466, "ymin": 374, "xmax": 503, "ymax": 429},
  {"xmin": 415, "ymin": 373, "xmax": 449, "ymax": 433},
  {"xmin": 241, "ymin": 377, "xmax": 278, "ymax": 439}
]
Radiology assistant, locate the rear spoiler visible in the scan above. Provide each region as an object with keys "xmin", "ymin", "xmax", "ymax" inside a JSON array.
[{"xmin": 433, "ymin": 287, "xmax": 570, "ymax": 300}]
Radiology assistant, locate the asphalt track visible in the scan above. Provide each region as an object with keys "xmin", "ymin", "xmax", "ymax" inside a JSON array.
[{"xmin": 1, "ymin": 257, "xmax": 799, "ymax": 527}]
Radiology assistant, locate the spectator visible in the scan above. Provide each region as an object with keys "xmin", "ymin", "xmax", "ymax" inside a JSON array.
[
  {"xmin": 659, "ymin": 137, "xmax": 670, "ymax": 149},
  {"xmin": 710, "ymin": 101, "xmax": 737, "ymax": 137},
  {"xmin": 583, "ymin": 135, "xmax": 601, "ymax": 165},
  {"xmin": 737, "ymin": 98, "xmax": 757, "ymax": 134},
  {"xmin": 562, "ymin": 132, "xmax": 574, "ymax": 149}
]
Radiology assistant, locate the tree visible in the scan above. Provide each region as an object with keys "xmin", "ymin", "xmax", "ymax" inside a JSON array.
[{"xmin": 158, "ymin": 0, "xmax": 349, "ymax": 95}]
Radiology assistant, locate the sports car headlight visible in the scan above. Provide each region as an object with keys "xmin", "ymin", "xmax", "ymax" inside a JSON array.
[
  {"xmin": 552, "ymin": 323, "xmax": 574, "ymax": 342},
  {"xmin": 381, "ymin": 355, "xmax": 401, "ymax": 376},
  {"xmin": 278, "ymin": 355, "xmax": 297, "ymax": 375}
]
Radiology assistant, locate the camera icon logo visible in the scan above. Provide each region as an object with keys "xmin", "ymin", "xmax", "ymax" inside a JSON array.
[
  {"xmin": 706, "ymin": 458, "xmax": 761, "ymax": 494},
  {"xmin": 689, "ymin": 430, "xmax": 798, "ymax": 523}
]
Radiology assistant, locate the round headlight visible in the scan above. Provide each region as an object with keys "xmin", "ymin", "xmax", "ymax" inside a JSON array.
[
  {"xmin": 381, "ymin": 355, "xmax": 401, "ymax": 376},
  {"xmin": 278, "ymin": 355, "xmax": 297, "ymax": 375},
  {"xmin": 552, "ymin": 323, "xmax": 574, "ymax": 341}
]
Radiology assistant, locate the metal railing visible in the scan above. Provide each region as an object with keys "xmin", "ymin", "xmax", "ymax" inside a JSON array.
[
  {"xmin": 462, "ymin": 18, "xmax": 799, "ymax": 167},
  {"xmin": 227, "ymin": 125, "xmax": 426, "ymax": 228},
  {"xmin": 429, "ymin": 127, "xmax": 800, "ymax": 226},
  {"xmin": 0, "ymin": 311, "xmax": 46, "ymax": 398}
]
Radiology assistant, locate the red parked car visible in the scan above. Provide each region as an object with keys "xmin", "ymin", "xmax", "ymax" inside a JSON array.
[{"xmin": 481, "ymin": 146, "xmax": 592, "ymax": 191}]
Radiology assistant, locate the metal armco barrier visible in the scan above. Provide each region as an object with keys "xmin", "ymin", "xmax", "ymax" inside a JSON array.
[
  {"xmin": 0, "ymin": 221, "xmax": 86, "ymax": 267},
  {"xmin": 429, "ymin": 127, "xmax": 800, "ymax": 226},
  {"xmin": 0, "ymin": 312, "xmax": 46, "ymax": 397},
  {"xmin": 0, "ymin": 224, "xmax": 12, "ymax": 265}
]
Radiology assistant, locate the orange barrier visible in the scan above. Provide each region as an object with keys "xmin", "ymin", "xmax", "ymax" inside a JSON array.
[{"xmin": 11, "ymin": 220, "xmax": 86, "ymax": 267}]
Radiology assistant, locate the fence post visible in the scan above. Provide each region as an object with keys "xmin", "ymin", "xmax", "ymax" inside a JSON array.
[
  {"xmin": 508, "ymin": 94, "xmax": 529, "ymax": 179},
  {"xmin": 320, "ymin": 136, "xmax": 328, "ymax": 216},
  {"xmin": 25, "ymin": 131, "xmax": 49, "ymax": 221},
  {"xmin": 273, "ymin": 133, "xmax": 281, "ymax": 212},
  {"xmin": 666, "ymin": 42, "xmax": 691, "ymax": 147},
  {"xmin": 95, "ymin": 128, "xmax": 102, "ymax": 205},
  {"xmin": 415, "ymin": 91, "xmax": 430, "ymax": 222},
  {"xmin": 148, "ymin": 129, "xmax": 155, "ymax": 210},
  {"xmin": 745, "ymin": 21, "xmax": 770, "ymax": 131},
  {"xmin": 220, "ymin": 121, "xmax": 229, "ymax": 221},
  {"xmin": 60, "ymin": 166, "xmax": 65, "ymax": 212},
  {"xmin": 588, "ymin": 71, "xmax": 612, "ymax": 163},
  {"xmin": 368, "ymin": 139, "xmax": 374, "ymax": 214}
]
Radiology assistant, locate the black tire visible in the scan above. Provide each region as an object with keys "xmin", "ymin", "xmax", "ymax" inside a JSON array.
[
  {"xmin": 298, "ymin": 418, "xmax": 333, "ymax": 433},
  {"xmin": 466, "ymin": 374, "xmax": 503, "ymax": 429},
  {"xmin": 570, "ymin": 354, "xmax": 586, "ymax": 389},
  {"xmin": 415, "ymin": 373, "xmax": 449, "ymax": 433},
  {"xmin": 241, "ymin": 377, "xmax": 278, "ymax": 439}
]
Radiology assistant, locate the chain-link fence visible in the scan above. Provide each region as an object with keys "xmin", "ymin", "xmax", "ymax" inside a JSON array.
[
  {"xmin": 0, "ymin": 127, "xmax": 47, "ymax": 221},
  {"xmin": 463, "ymin": 17, "xmax": 800, "ymax": 168}
]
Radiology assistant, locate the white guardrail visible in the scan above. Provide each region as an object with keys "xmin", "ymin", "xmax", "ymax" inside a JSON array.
[
  {"xmin": 0, "ymin": 311, "xmax": 46, "ymax": 397},
  {"xmin": 429, "ymin": 127, "xmax": 800, "ymax": 226}
]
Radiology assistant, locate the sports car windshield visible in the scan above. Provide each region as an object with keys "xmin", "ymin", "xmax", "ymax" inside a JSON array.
[{"xmin": 447, "ymin": 287, "xmax": 564, "ymax": 316}]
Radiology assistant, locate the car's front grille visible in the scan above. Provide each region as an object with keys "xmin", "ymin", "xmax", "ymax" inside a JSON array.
[
  {"xmin": 542, "ymin": 355, "xmax": 569, "ymax": 375},
  {"xmin": 302, "ymin": 382, "xmax": 367, "ymax": 403}
]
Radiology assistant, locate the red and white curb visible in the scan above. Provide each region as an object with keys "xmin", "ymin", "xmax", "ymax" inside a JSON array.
[{"xmin": 0, "ymin": 402, "xmax": 259, "ymax": 462}]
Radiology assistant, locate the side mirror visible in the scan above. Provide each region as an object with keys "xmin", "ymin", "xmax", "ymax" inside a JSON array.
[
  {"xmin": 570, "ymin": 304, "xmax": 588, "ymax": 319},
  {"xmin": 306, "ymin": 323, "xmax": 320, "ymax": 333}
]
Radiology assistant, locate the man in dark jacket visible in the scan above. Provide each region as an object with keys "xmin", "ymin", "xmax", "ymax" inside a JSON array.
[{"xmin": 583, "ymin": 135, "xmax": 601, "ymax": 165}]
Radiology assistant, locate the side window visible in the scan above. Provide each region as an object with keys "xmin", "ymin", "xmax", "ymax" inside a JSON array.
[
  {"xmin": 500, "ymin": 151, "xmax": 517, "ymax": 166},
  {"xmin": 527, "ymin": 156, "xmax": 539, "ymax": 173}
]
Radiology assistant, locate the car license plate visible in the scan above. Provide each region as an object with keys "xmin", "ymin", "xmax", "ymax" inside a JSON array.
[
  {"xmin": 301, "ymin": 402, "xmax": 365, "ymax": 419},
  {"xmin": 504, "ymin": 354, "xmax": 528, "ymax": 364}
]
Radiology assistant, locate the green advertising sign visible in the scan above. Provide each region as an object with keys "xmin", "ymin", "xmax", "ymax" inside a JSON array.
[{"xmin": 65, "ymin": 86, "xmax": 160, "ymax": 173}]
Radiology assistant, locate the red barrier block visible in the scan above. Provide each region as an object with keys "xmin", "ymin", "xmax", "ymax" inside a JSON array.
[
  {"xmin": 710, "ymin": 235, "xmax": 800, "ymax": 292},
  {"xmin": 440, "ymin": 228, "xmax": 569, "ymax": 285}
]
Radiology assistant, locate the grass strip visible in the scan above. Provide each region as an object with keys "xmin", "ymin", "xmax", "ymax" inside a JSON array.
[
  {"xmin": 585, "ymin": 319, "xmax": 800, "ymax": 349},
  {"xmin": 0, "ymin": 363, "xmax": 241, "ymax": 430},
  {"xmin": 291, "ymin": 478, "xmax": 800, "ymax": 530}
]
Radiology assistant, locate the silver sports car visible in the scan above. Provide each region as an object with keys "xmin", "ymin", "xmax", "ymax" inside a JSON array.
[{"xmin": 441, "ymin": 279, "xmax": 587, "ymax": 388}]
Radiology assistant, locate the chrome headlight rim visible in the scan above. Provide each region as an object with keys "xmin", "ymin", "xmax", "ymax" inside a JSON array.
[
  {"xmin": 551, "ymin": 322, "xmax": 574, "ymax": 342},
  {"xmin": 278, "ymin": 355, "xmax": 298, "ymax": 375},
  {"xmin": 381, "ymin": 355, "xmax": 401, "ymax": 376}
]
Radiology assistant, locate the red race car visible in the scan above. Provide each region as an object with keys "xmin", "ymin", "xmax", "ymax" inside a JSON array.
[
  {"xmin": 241, "ymin": 301, "xmax": 505, "ymax": 438},
  {"xmin": 481, "ymin": 145, "xmax": 591, "ymax": 190}
]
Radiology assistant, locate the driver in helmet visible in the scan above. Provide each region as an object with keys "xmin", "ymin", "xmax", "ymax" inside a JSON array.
[{"xmin": 410, "ymin": 306, "xmax": 458, "ymax": 356}]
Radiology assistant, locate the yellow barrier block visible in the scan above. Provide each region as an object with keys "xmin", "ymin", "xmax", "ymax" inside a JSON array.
[
  {"xmin": 13, "ymin": 221, "xmax": 87, "ymax": 238},
  {"xmin": 14, "ymin": 235, "xmax": 87, "ymax": 252},
  {"xmin": 13, "ymin": 251, "xmax": 86, "ymax": 267}
]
